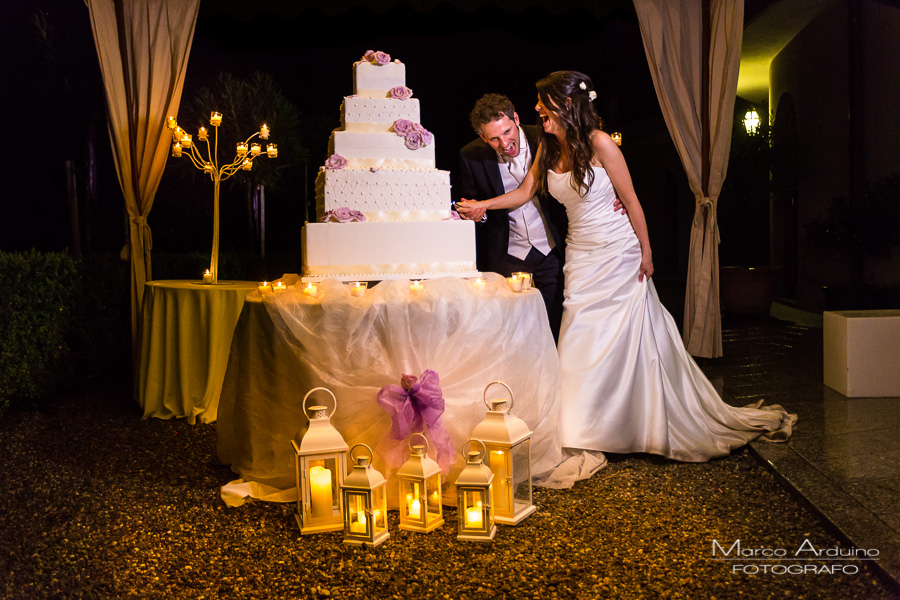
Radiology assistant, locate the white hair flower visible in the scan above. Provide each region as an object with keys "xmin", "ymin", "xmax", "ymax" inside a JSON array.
[
  {"xmin": 588, "ymin": 90, "xmax": 597, "ymax": 101},
  {"xmin": 579, "ymin": 82, "xmax": 587, "ymax": 90}
]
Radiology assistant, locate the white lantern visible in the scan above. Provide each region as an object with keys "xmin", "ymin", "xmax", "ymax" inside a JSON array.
[
  {"xmin": 341, "ymin": 443, "xmax": 389, "ymax": 547},
  {"xmin": 397, "ymin": 433, "xmax": 444, "ymax": 533},
  {"xmin": 454, "ymin": 439, "xmax": 496, "ymax": 543},
  {"xmin": 470, "ymin": 381, "xmax": 536, "ymax": 525},
  {"xmin": 290, "ymin": 387, "xmax": 348, "ymax": 535}
]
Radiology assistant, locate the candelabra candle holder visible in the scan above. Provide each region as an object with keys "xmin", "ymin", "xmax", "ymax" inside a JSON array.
[{"xmin": 166, "ymin": 113, "xmax": 277, "ymax": 284}]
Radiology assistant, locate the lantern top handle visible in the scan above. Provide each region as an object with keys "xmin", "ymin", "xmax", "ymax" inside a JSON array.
[
  {"xmin": 350, "ymin": 443, "xmax": 375, "ymax": 464},
  {"xmin": 462, "ymin": 438, "xmax": 487, "ymax": 462},
  {"xmin": 409, "ymin": 432, "xmax": 430, "ymax": 453},
  {"xmin": 303, "ymin": 387, "xmax": 338, "ymax": 418},
  {"xmin": 483, "ymin": 381, "xmax": 514, "ymax": 412}
]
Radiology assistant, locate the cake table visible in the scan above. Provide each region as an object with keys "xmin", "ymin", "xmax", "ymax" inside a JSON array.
[{"xmin": 217, "ymin": 273, "xmax": 590, "ymax": 507}]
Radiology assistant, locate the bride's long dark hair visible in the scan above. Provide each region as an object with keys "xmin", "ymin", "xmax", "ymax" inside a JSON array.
[{"xmin": 535, "ymin": 71, "xmax": 603, "ymax": 197}]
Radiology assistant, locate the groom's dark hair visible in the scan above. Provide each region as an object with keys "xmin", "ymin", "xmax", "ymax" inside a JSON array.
[{"xmin": 470, "ymin": 94, "xmax": 516, "ymax": 135}]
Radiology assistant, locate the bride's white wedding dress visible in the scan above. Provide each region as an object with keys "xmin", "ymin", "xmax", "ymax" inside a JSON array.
[{"xmin": 550, "ymin": 166, "xmax": 796, "ymax": 461}]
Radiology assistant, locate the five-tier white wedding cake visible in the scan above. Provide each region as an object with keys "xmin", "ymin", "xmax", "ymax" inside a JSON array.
[{"xmin": 301, "ymin": 51, "xmax": 479, "ymax": 281}]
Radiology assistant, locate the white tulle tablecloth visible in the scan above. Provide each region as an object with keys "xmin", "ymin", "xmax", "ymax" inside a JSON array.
[{"xmin": 217, "ymin": 273, "xmax": 603, "ymax": 507}]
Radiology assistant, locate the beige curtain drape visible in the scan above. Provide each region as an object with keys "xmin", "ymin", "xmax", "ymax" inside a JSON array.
[
  {"xmin": 85, "ymin": 0, "xmax": 201, "ymax": 363},
  {"xmin": 634, "ymin": 0, "xmax": 743, "ymax": 358}
]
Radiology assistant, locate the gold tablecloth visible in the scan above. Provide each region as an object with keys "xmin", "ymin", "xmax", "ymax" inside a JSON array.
[{"xmin": 138, "ymin": 279, "xmax": 258, "ymax": 424}]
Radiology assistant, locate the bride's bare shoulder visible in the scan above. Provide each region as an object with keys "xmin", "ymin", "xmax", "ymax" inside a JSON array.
[{"xmin": 590, "ymin": 130, "xmax": 615, "ymax": 167}]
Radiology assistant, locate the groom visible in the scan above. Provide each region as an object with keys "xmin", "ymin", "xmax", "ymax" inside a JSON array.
[{"xmin": 457, "ymin": 93, "xmax": 568, "ymax": 342}]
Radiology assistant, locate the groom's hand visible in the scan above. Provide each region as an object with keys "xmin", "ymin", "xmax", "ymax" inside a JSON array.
[{"xmin": 613, "ymin": 196, "xmax": 626, "ymax": 215}]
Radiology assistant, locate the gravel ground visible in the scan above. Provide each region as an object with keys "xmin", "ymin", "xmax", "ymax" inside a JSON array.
[{"xmin": 1, "ymin": 381, "xmax": 896, "ymax": 600}]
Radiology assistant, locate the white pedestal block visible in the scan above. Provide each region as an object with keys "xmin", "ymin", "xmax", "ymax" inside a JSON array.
[{"xmin": 823, "ymin": 310, "xmax": 900, "ymax": 397}]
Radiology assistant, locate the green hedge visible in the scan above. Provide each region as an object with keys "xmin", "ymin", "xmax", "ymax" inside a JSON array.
[
  {"xmin": 0, "ymin": 251, "xmax": 131, "ymax": 414},
  {"xmin": 0, "ymin": 251, "xmax": 78, "ymax": 412}
]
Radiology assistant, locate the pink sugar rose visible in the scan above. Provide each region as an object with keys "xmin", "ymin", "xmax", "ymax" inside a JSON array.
[
  {"xmin": 362, "ymin": 50, "xmax": 375, "ymax": 62},
  {"xmin": 373, "ymin": 51, "xmax": 390, "ymax": 65},
  {"xmin": 333, "ymin": 207, "xmax": 354, "ymax": 223},
  {"xmin": 404, "ymin": 130, "xmax": 424, "ymax": 150},
  {"xmin": 324, "ymin": 154, "xmax": 348, "ymax": 170},
  {"xmin": 350, "ymin": 210, "xmax": 366, "ymax": 222},
  {"xmin": 389, "ymin": 86, "xmax": 413, "ymax": 100},
  {"xmin": 392, "ymin": 119, "xmax": 414, "ymax": 136}
]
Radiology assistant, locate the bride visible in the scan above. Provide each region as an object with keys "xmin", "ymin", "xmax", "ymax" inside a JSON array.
[{"xmin": 458, "ymin": 70, "xmax": 795, "ymax": 461}]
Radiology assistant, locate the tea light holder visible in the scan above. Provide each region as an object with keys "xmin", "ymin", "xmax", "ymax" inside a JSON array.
[
  {"xmin": 257, "ymin": 281, "xmax": 272, "ymax": 294},
  {"xmin": 349, "ymin": 281, "xmax": 368, "ymax": 297},
  {"xmin": 397, "ymin": 433, "xmax": 444, "ymax": 533},
  {"xmin": 512, "ymin": 272, "xmax": 532, "ymax": 291},
  {"xmin": 469, "ymin": 381, "xmax": 536, "ymax": 525},
  {"xmin": 290, "ymin": 387, "xmax": 349, "ymax": 535},
  {"xmin": 409, "ymin": 280, "xmax": 424, "ymax": 295},
  {"xmin": 454, "ymin": 439, "xmax": 496, "ymax": 543},
  {"xmin": 471, "ymin": 277, "xmax": 486, "ymax": 290},
  {"xmin": 273, "ymin": 281, "xmax": 287, "ymax": 292},
  {"xmin": 341, "ymin": 443, "xmax": 390, "ymax": 547},
  {"xmin": 303, "ymin": 282, "xmax": 319, "ymax": 297},
  {"xmin": 506, "ymin": 274, "xmax": 523, "ymax": 292},
  {"xmin": 202, "ymin": 269, "xmax": 213, "ymax": 284}
]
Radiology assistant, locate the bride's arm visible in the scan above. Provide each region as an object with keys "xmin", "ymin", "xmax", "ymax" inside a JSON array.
[
  {"xmin": 594, "ymin": 131, "xmax": 654, "ymax": 281},
  {"xmin": 457, "ymin": 146, "xmax": 543, "ymax": 215}
]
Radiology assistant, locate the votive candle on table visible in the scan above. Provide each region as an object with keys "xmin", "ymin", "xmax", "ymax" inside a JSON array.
[
  {"xmin": 202, "ymin": 269, "xmax": 212, "ymax": 284},
  {"xmin": 513, "ymin": 272, "xmax": 533, "ymax": 290},
  {"xmin": 258, "ymin": 281, "xmax": 272, "ymax": 294},
  {"xmin": 409, "ymin": 280, "xmax": 424, "ymax": 295},
  {"xmin": 350, "ymin": 281, "xmax": 367, "ymax": 297},
  {"xmin": 506, "ymin": 274, "xmax": 523, "ymax": 292},
  {"xmin": 303, "ymin": 282, "xmax": 318, "ymax": 297},
  {"xmin": 471, "ymin": 277, "xmax": 486, "ymax": 290},
  {"xmin": 273, "ymin": 281, "xmax": 287, "ymax": 292}
]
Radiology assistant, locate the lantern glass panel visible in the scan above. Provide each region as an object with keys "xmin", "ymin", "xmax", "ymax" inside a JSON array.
[
  {"xmin": 511, "ymin": 440, "xmax": 532, "ymax": 510},
  {"xmin": 401, "ymin": 478, "xmax": 425, "ymax": 523},
  {"xmin": 459, "ymin": 488, "xmax": 488, "ymax": 532},
  {"xmin": 372, "ymin": 486, "xmax": 388, "ymax": 534},
  {"xmin": 346, "ymin": 491, "xmax": 370, "ymax": 536},
  {"xmin": 425, "ymin": 473, "xmax": 442, "ymax": 520},
  {"xmin": 485, "ymin": 445, "xmax": 511, "ymax": 515},
  {"xmin": 307, "ymin": 457, "xmax": 340, "ymax": 520}
]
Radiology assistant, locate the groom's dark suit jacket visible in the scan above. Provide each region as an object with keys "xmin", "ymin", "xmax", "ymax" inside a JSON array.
[{"xmin": 457, "ymin": 124, "xmax": 568, "ymax": 275}]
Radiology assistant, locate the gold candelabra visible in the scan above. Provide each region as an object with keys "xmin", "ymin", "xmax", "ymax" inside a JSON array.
[{"xmin": 166, "ymin": 112, "xmax": 278, "ymax": 284}]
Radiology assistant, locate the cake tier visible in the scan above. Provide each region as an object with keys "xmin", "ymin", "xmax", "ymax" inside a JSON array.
[
  {"xmin": 329, "ymin": 130, "xmax": 435, "ymax": 169},
  {"xmin": 301, "ymin": 221, "xmax": 478, "ymax": 279},
  {"xmin": 342, "ymin": 96, "xmax": 420, "ymax": 132},
  {"xmin": 316, "ymin": 168, "xmax": 452, "ymax": 221},
  {"xmin": 353, "ymin": 60, "xmax": 405, "ymax": 98}
]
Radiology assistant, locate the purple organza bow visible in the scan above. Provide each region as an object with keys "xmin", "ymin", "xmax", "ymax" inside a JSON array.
[{"xmin": 376, "ymin": 370, "xmax": 454, "ymax": 472}]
